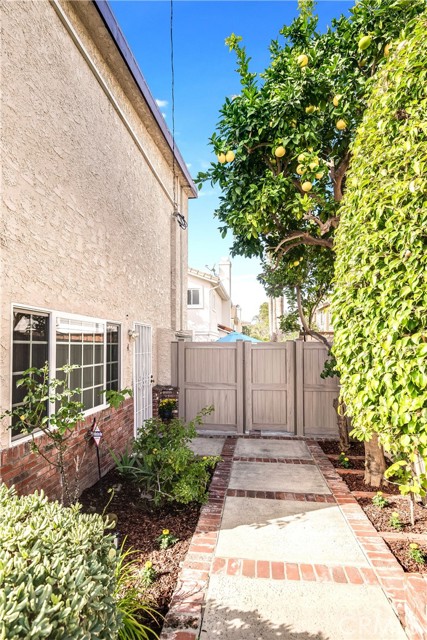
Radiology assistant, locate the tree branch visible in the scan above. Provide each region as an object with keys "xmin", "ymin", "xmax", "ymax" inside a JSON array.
[
  {"xmin": 295, "ymin": 285, "xmax": 331, "ymax": 348},
  {"xmin": 332, "ymin": 151, "xmax": 351, "ymax": 201}
]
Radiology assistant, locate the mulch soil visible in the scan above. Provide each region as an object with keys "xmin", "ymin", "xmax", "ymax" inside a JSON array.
[
  {"xmin": 318, "ymin": 440, "xmax": 427, "ymax": 574},
  {"xmin": 79, "ymin": 469, "xmax": 201, "ymax": 636}
]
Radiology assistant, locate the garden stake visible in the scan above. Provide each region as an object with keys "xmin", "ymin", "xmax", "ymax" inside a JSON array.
[{"xmin": 91, "ymin": 417, "xmax": 103, "ymax": 480}]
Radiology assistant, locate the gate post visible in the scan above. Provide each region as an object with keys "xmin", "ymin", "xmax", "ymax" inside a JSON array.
[
  {"xmin": 236, "ymin": 341, "xmax": 245, "ymax": 434},
  {"xmin": 295, "ymin": 340, "xmax": 305, "ymax": 436},
  {"xmin": 287, "ymin": 341, "xmax": 297, "ymax": 434}
]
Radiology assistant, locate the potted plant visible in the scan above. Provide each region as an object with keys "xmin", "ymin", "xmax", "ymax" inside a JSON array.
[{"xmin": 158, "ymin": 398, "xmax": 177, "ymax": 421}]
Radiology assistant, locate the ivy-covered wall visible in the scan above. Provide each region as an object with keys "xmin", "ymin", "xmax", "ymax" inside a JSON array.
[{"xmin": 332, "ymin": 12, "xmax": 427, "ymax": 480}]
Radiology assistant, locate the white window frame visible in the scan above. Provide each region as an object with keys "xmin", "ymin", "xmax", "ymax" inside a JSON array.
[
  {"xmin": 187, "ymin": 288, "xmax": 203, "ymax": 308},
  {"xmin": 10, "ymin": 304, "xmax": 122, "ymax": 446}
]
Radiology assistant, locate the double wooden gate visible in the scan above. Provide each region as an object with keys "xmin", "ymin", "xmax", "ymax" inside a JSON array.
[{"xmin": 171, "ymin": 340, "xmax": 339, "ymax": 437}]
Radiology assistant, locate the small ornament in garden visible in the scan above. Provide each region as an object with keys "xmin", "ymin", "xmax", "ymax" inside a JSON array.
[
  {"xmin": 158, "ymin": 398, "xmax": 177, "ymax": 421},
  {"xmin": 338, "ymin": 451, "xmax": 351, "ymax": 469},
  {"xmin": 408, "ymin": 543, "xmax": 426, "ymax": 565},
  {"xmin": 157, "ymin": 528, "xmax": 179, "ymax": 550},
  {"xmin": 140, "ymin": 560, "xmax": 157, "ymax": 587},
  {"xmin": 372, "ymin": 491, "xmax": 389, "ymax": 509}
]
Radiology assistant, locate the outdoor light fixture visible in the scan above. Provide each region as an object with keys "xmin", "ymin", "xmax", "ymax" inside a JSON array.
[{"xmin": 128, "ymin": 329, "xmax": 138, "ymax": 341}]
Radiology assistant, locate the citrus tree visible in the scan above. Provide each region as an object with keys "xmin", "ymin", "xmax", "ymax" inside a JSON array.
[
  {"xmin": 196, "ymin": 0, "xmax": 425, "ymax": 306},
  {"xmin": 332, "ymin": 11, "xmax": 427, "ymax": 492}
]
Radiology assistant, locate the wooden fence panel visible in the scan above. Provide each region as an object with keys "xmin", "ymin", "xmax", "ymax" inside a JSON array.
[{"xmin": 173, "ymin": 340, "xmax": 338, "ymax": 437}]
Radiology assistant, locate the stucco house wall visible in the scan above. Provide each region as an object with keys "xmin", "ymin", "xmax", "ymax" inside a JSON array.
[
  {"xmin": 0, "ymin": 0, "xmax": 196, "ymax": 499},
  {"xmin": 187, "ymin": 263, "xmax": 234, "ymax": 341}
]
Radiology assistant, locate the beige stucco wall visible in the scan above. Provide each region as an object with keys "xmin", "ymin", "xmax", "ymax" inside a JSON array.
[{"xmin": 0, "ymin": 0, "xmax": 192, "ymax": 447}]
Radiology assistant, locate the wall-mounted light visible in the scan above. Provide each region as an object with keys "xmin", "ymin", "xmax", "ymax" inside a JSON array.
[{"xmin": 128, "ymin": 329, "xmax": 138, "ymax": 342}]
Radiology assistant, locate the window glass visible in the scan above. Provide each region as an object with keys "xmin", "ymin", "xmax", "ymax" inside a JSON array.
[
  {"xmin": 187, "ymin": 289, "xmax": 201, "ymax": 306},
  {"xmin": 106, "ymin": 323, "xmax": 120, "ymax": 392},
  {"xmin": 11, "ymin": 310, "xmax": 49, "ymax": 438}
]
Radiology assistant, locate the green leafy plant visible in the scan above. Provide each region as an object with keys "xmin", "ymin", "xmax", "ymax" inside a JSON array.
[
  {"xmin": 115, "ymin": 407, "xmax": 220, "ymax": 506},
  {"xmin": 115, "ymin": 545, "xmax": 159, "ymax": 639},
  {"xmin": 372, "ymin": 491, "xmax": 389, "ymax": 509},
  {"xmin": 338, "ymin": 451, "xmax": 351, "ymax": 469},
  {"xmin": 408, "ymin": 543, "xmax": 426, "ymax": 565},
  {"xmin": 332, "ymin": 9, "xmax": 427, "ymax": 496},
  {"xmin": 0, "ymin": 484, "xmax": 120, "ymax": 639},
  {"xmin": 1, "ymin": 364, "xmax": 132, "ymax": 504},
  {"xmin": 389, "ymin": 511, "xmax": 403, "ymax": 531},
  {"xmin": 157, "ymin": 528, "xmax": 179, "ymax": 550},
  {"xmin": 140, "ymin": 561, "xmax": 157, "ymax": 588}
]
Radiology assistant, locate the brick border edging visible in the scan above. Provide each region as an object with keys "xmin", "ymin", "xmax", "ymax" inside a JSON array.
[
  {"xmin": 307, "ymin": 441, "xmax": 427, "ymax": 640},
  {"xmin": 160, "ymin": 437, "xmax": 237, "ymax": 640}
]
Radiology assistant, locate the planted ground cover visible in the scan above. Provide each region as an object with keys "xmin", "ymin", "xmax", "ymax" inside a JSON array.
[
  {"xmin": 79, "ymin": 469, "xmax": 201, "ymax": 637},
  {"xmin": 318, "ymin": 440, "xmax": 427, "ymax": 575}
]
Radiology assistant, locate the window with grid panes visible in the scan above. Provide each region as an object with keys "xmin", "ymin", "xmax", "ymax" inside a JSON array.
[{"xmin": 106, "ymin": 323, "xmax": 120, "ymax": 392}]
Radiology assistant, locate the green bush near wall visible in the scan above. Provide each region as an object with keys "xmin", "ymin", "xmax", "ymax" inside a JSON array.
[
  {"xmin": 0, "ymin": 484, "xmax": 120, "ymax": 639},
  {"xmin": 332, "ymin": 12, "xmax": 427, "ymax": 489}
]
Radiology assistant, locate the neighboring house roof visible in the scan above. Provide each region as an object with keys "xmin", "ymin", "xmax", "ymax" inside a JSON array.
[
  {"xmin": 93, "ymin": 0, "xmax": 197, "ymax": 199},
  {"xmin": 188, "ymin": 267, "xmax": 229, "ymax": 301}
]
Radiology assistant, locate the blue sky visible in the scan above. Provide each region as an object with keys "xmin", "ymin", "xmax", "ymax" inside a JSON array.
[{"xmin": 109, "ymin": 0, "xmax": 352, "ymax": 320}]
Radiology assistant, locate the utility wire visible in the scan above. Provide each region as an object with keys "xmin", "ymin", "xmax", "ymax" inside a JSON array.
[{"xmin": 170, "ymin": 0, "xmax": 187, "ymax": 230}]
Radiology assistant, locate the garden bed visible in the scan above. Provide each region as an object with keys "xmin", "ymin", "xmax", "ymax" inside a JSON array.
[
  {"xmin": 318, "ymin": 440, "xmax": 427, "ymax": 575},
  {"xmin": 79, "ymin": 469, "xmax": 201, "ymax": 636}
]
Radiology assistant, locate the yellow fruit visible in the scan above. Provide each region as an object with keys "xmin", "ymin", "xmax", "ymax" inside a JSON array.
[
  {"xmin": 225, "ymin": 150, "xmax": 235, "ymax": 162},
  {"xmin": 305, "ymin": 105, "xmax": 316, "ymax": 114},
  {"xmin": 293, "ymin": 261, "xmax": 300, "ymax": 266},
  {"xmin": 297, "ymin": 153, "xmax": 306, "ymax": 163},
  {"xmin": 291, "ymin": 119, "xmax": 297, "ymax": 128},
  {"xmin": 297, "ymin": 54, "xmax": 308, "ymax": 67},
  {"xmin": 274, "ymin": 146, "xmax": 286, "ymax": 158},
  {"xmin": 315, "ymin": 172, "xmax": 324, "ymax": 180},
  {"xmin": 296, "ymin": 165, "xmax": 306, "ymax": 175},
  {"xmin": 308, "ymin": 147, "xmax": 313, "ymax": 152},
  {"xmin": 301, "ymin": 181, "xmax": 313, "ymax": 192},
  {"xmin": 217, "ymin": 153, "xmax": 226, "ymax": 163},
  {"xmin": 333, "ymin": 94, "xmax": 342, "ymax": 107},
  {"xmin": 358, "ymin": 35, "xmax": 372, "ymax": 51},
  {"xmin": 336, "ymin": 119, "xmax": 347, "ymax": 131},
  {"xmin": 384, "ymin": 43, "xmax": 391, "ymax": 57},
  {"xmin": 309, "ymin": 160, "xmax": 319, "ymax": 170}
]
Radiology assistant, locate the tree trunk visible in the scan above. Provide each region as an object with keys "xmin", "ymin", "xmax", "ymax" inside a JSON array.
[
  {"xmin": 333, "ymin": 397, "xmax": 349, "ymax": 453},
  {"xmin": 364, "ymin": 434, "xmax": 386, "ymax": 487}
]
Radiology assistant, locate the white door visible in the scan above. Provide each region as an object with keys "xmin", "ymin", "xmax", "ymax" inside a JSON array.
[{"xmin": 133, "ymin": 323, "xmax": 152, "ymax": 434}]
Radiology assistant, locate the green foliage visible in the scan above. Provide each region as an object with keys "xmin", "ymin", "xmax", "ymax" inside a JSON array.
[
  {"xmin": 139, "ymin": 562, "xmax": 157, "ymax": 589},
  {"xmin": 115, "ymin": 409, "xmax": 220, "ymax": 506},
  {"xmin": 157, "ymin": 529, "xmax": 178, "ymax": 550},
  {"xmin": 338, "ymin": 451, "xmax": 351, "ymax": 469},
  {"xmin": 244, "ymin": 302, "xmax": 269, "ymax": 340},
  {"xmin": 332, "ymin": 11, "xmax": 427, "ymax": 497},
  {"xmin": 1, "ymin": 364, "xmax": 132, "ymax": 504},
  {"xmin": 372, "ymin": 491, "xmax": 389, "ymax": 509},
  {"xmin": 115, "ymin": 546, "xmax": 159, "ymax": 639},
  {"xmin": 0, "ymin": 484, "xmax": 120, "ymax": 639},
  {"xmin": 196, "ymin": 0, "xmax": 424, "ymax": 300},
  {"xmin": 389, "ymin": 511, "xmax": 403, "ymax": 530},
  {"xmin": 408, "ymin": 543, "xmax": 426, "ymax": 565}
]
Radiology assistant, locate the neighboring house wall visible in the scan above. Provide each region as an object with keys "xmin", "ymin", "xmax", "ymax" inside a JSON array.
[
  {"xmin": 187, "ymin": 260, "xmax": 236, "ymax": 342},
  {"xmin": 0, "ymin": 0, "xmax": 196, "ymax": 499}
]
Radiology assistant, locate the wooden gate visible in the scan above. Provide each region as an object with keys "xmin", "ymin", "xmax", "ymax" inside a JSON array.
[{"xmin": 171, "ymin": 340, "xmax": 339, "ymax": 437}]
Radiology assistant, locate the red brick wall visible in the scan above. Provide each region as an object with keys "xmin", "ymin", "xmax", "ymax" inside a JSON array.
[
  {"xmin": 405, "ymin": 574, "xmax": 427, "ymax": 640},
  {"xmin": 0, "ymin": 398, "xmax": 134, "ymax": 503}
]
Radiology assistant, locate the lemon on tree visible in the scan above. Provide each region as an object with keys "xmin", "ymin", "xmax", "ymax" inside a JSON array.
[
  {"xmin": 384, "ymin": 43, "xmax": 391, "ymax": 57},
  {"xmin": 217, "ymin": 153, "xmax": 226, "ymax": 163},
  {"xmin": 225, "ymin": 150, "xmax": 235, "ymax": 162},
  {"xmin": 296, "ymin": 165, "xmax": 306, "ymax": 175},
  {"xmin": 297, "ymin": 53, "xmax": 308, "ymax": 67},
  {"xmin": 333, "ymin": 94, "xmax": 342, "ymax": 107},
  {"xmin": 274, "ymin": 146, "xmax": 286, "ymax": 158},
  {"xmin": 358, "ymin": 35, "xmax": 372, "ymax": 51},
  {"xmin": 297, "ymin": 153, "xmax": 306, "ymax": 163},
  {"xmin": 315, "ymin": 171, "xmax": 324, "ymax": 180},
  {"xmin": 301, "ymin": 181, "xmax": 313, "ymax": 192},
  {"xmin": 336, "ymin": 119, "xmax": 347, "ymax": 131}
]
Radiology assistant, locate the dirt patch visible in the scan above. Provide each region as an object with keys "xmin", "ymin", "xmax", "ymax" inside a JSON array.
[
  {"xmin": 386, "ymin": 539, "xmax": 427, "ymax": 574},
  {"xmin": 79, "ymin": 469, "xmax": 201, "ymax": 635},
  {"xmin": 339, "ymin": 472, "xmax": 401, "ymax": 495},
  {"xmin": 318, "ymin": 440, "xmax": 365, "ymax": 456}
]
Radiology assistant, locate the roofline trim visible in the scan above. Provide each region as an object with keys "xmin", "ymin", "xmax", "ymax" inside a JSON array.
[{"xmin": 93, "ymin": 0, "xmax": 197, "ymax": 198}]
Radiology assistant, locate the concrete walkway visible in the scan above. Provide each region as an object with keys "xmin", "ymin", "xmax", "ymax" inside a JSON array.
[{"xmin": 161, "ymin": 436, "xmax": 408, "ymax": 640}]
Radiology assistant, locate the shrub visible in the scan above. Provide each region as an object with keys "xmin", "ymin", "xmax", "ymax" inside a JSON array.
[
  {"xmin": 332, "ymin": 11, "xmax": 427, "ymax": 497},
  {"xmin": 0, "ymin": 484, "xmax": 120, "ymax": 639},
  {"xmin": 115, "ymin": 408, "xmax": 220, "ymax": 506}
]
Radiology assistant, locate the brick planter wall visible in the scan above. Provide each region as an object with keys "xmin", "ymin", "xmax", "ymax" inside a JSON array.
[
  {"xmin": 0, "ymin": 398, "xmax": 134, "ymax": 503},
  {"xmin": 308, "ymin": 442, "xmax": 427, "ymax": 640}
]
